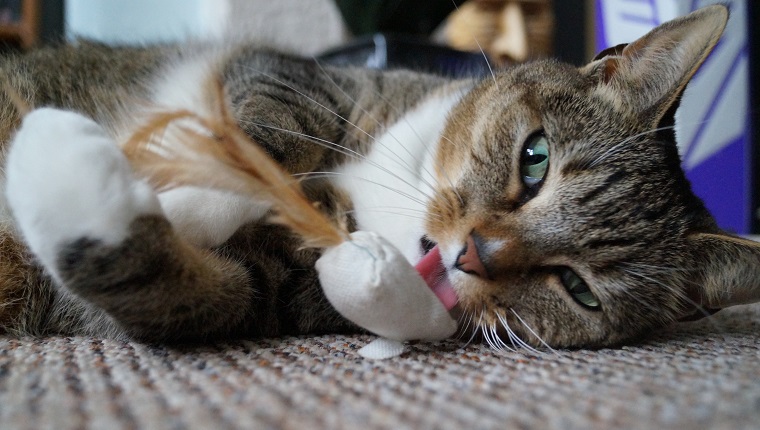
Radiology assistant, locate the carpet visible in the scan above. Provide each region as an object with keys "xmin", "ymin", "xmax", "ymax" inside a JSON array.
[{"xmin": 0, "ymin": 304, "xmax": 758, "ymax": 430}]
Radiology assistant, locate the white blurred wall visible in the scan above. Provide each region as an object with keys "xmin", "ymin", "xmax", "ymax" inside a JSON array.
[{"xmin": 64, "ymin": 0, "xmax": 348, "ymax": 54}]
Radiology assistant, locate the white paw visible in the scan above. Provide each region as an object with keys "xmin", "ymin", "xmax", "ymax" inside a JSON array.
[
  {"xmin": 4, "ymin": 108, "xmax": 161, "ymax": 278},
  {"xmin": 159, "ymin": 186, "xmax": 270, "ymax": 248}
]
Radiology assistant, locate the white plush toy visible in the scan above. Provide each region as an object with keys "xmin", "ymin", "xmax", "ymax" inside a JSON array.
[
  {"xmin": 119, "ymin": 96, "xmax": 458, "ymax": 359},
  {"xmin": 316, "ymin": 231, "xmax": 458, "ymax": 359}
]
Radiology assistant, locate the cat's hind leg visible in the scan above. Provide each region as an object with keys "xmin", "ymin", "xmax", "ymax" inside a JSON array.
[{"xmin": 5, "ymin": 108, "xmax": 255, "ymax": 341}]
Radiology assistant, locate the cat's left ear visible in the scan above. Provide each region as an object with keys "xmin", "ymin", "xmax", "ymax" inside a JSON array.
[
  {"xmin": 679, "ymin": 233, "xmax": 760, "ymax": 321},
  {"xmin": 585, "ymin": 5, "xmax": 728, "ymax": 124}
]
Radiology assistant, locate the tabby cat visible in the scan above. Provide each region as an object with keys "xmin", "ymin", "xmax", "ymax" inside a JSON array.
[{"xmin": 0, "ymin": 5, "xmax": 756, "ymax": 349}]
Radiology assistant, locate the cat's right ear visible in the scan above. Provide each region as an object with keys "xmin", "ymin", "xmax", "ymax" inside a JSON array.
[
  {"xmin": 584, "ymin": 5, "xmax": 728, "ymax": 124},
  {"xmin": 679, "ymin": 233, "xmax": 760, "ymax": 321}
]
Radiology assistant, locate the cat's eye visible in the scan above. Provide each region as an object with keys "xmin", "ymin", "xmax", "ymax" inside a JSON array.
[
  {"xmin": 560, "ymin": 268, "xmax": 601, "ymax": 310},
  {"xmin": 521, "ymin": 133, "xmax": 550, "ymax": 188}
]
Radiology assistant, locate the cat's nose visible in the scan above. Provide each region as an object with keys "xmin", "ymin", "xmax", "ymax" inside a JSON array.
[{"xmin": 456, "ymin": 233, "xmax": 490, "ymax": 279}]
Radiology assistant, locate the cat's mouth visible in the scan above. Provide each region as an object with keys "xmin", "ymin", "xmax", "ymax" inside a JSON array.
[{"xmin": 415, "ymin": 244, "xmax": 459, "ymax": 311}]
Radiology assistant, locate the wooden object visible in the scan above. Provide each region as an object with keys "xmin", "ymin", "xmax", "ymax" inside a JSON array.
[{"xmin": 0, "ymin": 0, "xmax": 39, "ymax": 48}]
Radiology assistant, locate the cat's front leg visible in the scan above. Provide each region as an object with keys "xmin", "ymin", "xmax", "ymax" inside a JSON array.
[
  {"xmin": 5, "ymin": 108, "xmax": 163, "ymax": 277},
  {"xmin": 5, "ymin": 108, "xmax": 255, "ymax": 340}
]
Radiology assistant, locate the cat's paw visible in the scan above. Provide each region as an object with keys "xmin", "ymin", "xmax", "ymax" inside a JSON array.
[{"xmin": 5, "ymin": 108, "xmax": 161, "ymax": 279}]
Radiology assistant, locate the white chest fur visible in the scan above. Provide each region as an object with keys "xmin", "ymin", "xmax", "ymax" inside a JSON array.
[{"xmin": 331, "ymin": 92, "xmax": 463, "ymax": 264}]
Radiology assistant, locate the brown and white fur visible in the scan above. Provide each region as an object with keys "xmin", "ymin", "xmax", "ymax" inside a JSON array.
[{"xmin": 0, "ymin": 5, "xmax": 756, "ymax": 349}]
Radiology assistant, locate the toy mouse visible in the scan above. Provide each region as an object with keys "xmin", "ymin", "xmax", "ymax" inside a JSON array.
[{"xmin": 317, "ymin": 231, "xmax": 458, "ymax": 359}]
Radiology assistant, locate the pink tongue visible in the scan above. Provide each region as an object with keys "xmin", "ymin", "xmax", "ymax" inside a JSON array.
[{"xmin": 415, "ymin": 245, "xmax": 458, "ymax": 311}]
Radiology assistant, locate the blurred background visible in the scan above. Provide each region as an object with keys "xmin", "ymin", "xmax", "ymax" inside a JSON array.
[{"xmin": 0, "ymin": 0, "xmax": 755, "ymax": 235}]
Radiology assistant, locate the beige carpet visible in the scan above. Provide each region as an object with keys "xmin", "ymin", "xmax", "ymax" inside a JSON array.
[{"xmin": 0, "ymin": 304, "xmax": 758, "ymax": 430}]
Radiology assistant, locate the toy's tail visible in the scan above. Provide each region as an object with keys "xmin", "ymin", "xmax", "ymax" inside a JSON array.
[{"xmin": 122, "ymin": 78, "xmax": 348, "ymax": 249}]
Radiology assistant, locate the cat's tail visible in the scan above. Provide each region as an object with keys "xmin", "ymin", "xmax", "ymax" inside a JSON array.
[{"xmin": 122, "ymin": 78, "xmax": 348, "ymax": 249}]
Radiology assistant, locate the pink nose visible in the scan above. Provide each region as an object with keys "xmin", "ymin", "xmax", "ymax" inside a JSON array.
[{"xmin": 456, "ymin": 234, "xmax": 489, "ymax": 279}]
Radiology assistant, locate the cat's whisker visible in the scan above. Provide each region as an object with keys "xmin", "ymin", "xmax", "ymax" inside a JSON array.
[
  {"xmin": 510, "ymin": 309, "xmax": 560, "ymax": 356},
  {"xmin": 587, "ymin": 119, "xmax": 709, "ymax": 168},
  {"xmin": 618, "ymin": 262, "xmax": 696, "ymax": 274},
  {"xmin": 311, "ymin": 59, "xmax": 443, "ymax": 193},
  {"xmin": 458, "ymin": 311, "xmax": 480, "ymax": 348},
  {"xmin": 341, "ymin": 209, "xmax": 430, "ymax": 222},
  {"xmin": 494, "ymin": 314, "xmax": 516, "ymax": 351},
  {"xmin": 340, "ymin": 205, "xmax": 437, "ymax": 217},
  {"xmin": 449, "ymin": 0, "xmax": 499, "ymax": 89},
  {"xmin": 586, "ymin": 127, "xmax": 671, "ymax": 168},
  {"xmin": 475, "ymin": 39, "xmax": 499, "ymax": 90},
  {"xmin": 312, "ymin": 59, "xmax": 468, "ymax": 210},
  {"xmin": 497, "ymin": 313, "xmax": 522, "ymax": 351},
  {"xmin": 485, "ymin": 323, "xmax": 502, "ymax": 351},
  {"xmin": 236, "ymin": 119, "xmax": 365, "ymax": 162},
  {"xmin": 475, "ymin": 309, "xmax": 498, "ymax": 349},
  {"xmin": 237, "ymin": 120, "xmax": 435, "ymax": 202},
  {"xmin": 477, "ymin": 318, "xmax": 491, "ymax": 348},
  {"xmin": 490, "ymin": 323, "xmax": 514, "ymax": 352},
  {"xmin": 619, "ymin": 266, "xmax": 702, "ymax": 315},
  {"xmin": 480, "ymin": 322, "xmax": 494, "ymax": 349},
  {"xmin": 603, "ymin": 276, "xmax": 665, "ymax": 321},
  {"xmin": 290, "ymin": 171, "xmax": 429, "ymax": 208},
  {"xmin": 619, "ymin": 263, "xmax": 727, "ymax": 334},
  {"xmin": 497, "ymin": 313, "xmax": 537, "ymax": 354},
  {"xmin": 238, "ymin": 65, "xmax": 437, "ymax": 192},
  {"xmin": 457, "ymin": 312, "xmax": 477, "ymax": 348},
  {"xmin": 614, "ymin": 266, "xmax": 728, "ymax": 341},
  {"xmin": 341, "ymin": 206, "xmax": 442, "ymax": 221},
  {"xmin": 506, "ymin": 328, "xmax": 531, "ymax": 353}
]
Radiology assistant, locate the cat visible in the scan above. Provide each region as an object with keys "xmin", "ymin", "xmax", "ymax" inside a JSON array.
[{"xmin": 0, "ymin": 4, "xmax": 756, "ymax": 349}]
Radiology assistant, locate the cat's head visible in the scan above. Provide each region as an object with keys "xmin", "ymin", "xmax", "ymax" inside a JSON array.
[{"xmin": 424, "ymin": 5, "xmax": 759, "ymax": 348}]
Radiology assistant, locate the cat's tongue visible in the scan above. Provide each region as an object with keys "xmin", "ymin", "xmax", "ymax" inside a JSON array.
[{"xmin": 415, "ymin": 245, "xmax": 458, "ymax": 311}]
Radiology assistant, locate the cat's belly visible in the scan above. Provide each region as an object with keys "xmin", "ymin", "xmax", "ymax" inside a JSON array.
[{"xmin": 331, "ymin": 91, "xmax": 464, "ymax": 264}]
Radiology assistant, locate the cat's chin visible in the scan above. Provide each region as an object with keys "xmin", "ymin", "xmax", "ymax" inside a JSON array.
[{"xmin": 415, "ymin": 245, "xmax": 459, "ymax": 311}]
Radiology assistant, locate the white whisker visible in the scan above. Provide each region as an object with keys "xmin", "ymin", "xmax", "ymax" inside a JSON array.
[
  {"xmin": 475, "ymin": 39, "xmax": 498, "ymax": 89},
  {"xmin": 619, "ymin": 263, "xmax": 722, "ymax": 327},
  {"xmin": 312, "ymin": 57, "xmax": 468, "ymax": 211},
  {"xmin": 238, "ymin": 120, "xmax": 364, "ymax": 161},
  {"xmin": 498, "ymin": 313, "xmax": 537, "ymax": 353},
  {"xmin": 238, "ymin": 120, "xmax": 435, "ymax": 202},
  {"xmin": 341, "ymin": 205, "xmax": 435, "ymax": 216},
  {"xmin": 491, "ymin": 323, "xmax": 513, "ymax": 351},
  {"xmin": 239, "ymin": 65, "xmax": 439, "ymax": 194},
  {"xmin": 341, "ymin": 209, "xmax": 429, "ymax": 222},
  {"xmin": 311, "ymin": 59, "xmax": 441, "ymax": 190},
  {"xmin": 290, "ymin": 171, "xmax": 429, "ymax": 207},
  {"xmin": 449, "ymin": 0, "xmax": 498, "ymax": 89},
  {"xmin": 459, "ymin": 311, "xmax": 480, "ymax": 347},
  {"xmin": 510, "ymin": 309, "xmax": 560, "ymax": 356},
  {"xmin": 588, "ymin": 119, "xmax": 710, "ymax": 168},
  {"xmin": 457, "ymin": 311, "xmax": 473, "ymax": 341}
]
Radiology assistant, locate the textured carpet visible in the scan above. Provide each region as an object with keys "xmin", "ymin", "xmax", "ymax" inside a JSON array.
[{"xmin": 0, "ymin": 304, "xmax": 758, "ymax": 430}]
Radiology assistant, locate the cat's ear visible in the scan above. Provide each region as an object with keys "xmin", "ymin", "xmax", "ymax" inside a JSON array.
[
  {"xmin": 586, "ymin": 5, "xmax": 728, "ymax": 122},
  {"xmin": 678, "ymin": 233, "xmax": 760, "ymax": 321}
]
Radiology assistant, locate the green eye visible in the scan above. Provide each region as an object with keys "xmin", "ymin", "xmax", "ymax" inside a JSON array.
[
  {"xmin": 560, "ymin": 269, "xmax": 601, "ymax": 310},
  {"xmin": 521, "ymin": 133, "xmax": 550, "ymax": 187}
]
